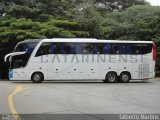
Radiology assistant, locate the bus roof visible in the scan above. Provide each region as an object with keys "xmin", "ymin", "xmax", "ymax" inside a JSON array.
[
  {"xmin": 40, "ymin": 38, "xmax": 153, "ymax": 44},
  {"xmin": 18, "ymin": 38, "xmax": 152, "ymax": 44},
  {"xmin": 19, "ymin": 39, "xmax": 42, "ymax": 44}
]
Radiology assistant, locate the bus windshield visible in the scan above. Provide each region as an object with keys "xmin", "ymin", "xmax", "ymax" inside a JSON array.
[
  {"xmin": 11, "ymin": 42, "xmax": 38, "ymax": 69},
  {"xmin": 14, "ymin": 42, "xmax": 38, "ymax": 54}
]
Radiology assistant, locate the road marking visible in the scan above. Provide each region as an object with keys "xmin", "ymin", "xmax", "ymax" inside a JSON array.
[{"xmin": 8, "ymin": 84, "xmax": 24, "ymax": 120}]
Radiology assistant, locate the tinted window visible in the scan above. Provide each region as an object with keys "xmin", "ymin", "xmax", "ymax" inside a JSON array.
[
  {"xmin": 103, "ymin": 43, "xmax": 111, "ymax": 54},
  {"xmin": 35, "ymin": 42, "xmax": 152, "ymax": 56},
  {"xmin": 109, "ymin": 44, "xmax": 126, "ymax": 54},
  {"xmin": 131, "ymin": 44, "xmax": 152, "ymax": 55},
  {"xmin": 14, "ymin": 43, "xmax": 37, "ymax": 54},
  {"xmin": 140, "ymin": 44, "xmax": 152, "ymax": 54},
  {"xmin": 52, "ymin": 43, "xmax": 61, "ymax": 54},
  {"xmin": 73, "ymin": 43, "xmax": 80, "ymax": 54},
  {"xmin": 63, "ymin": 43, "xmax": 72, "ymax": 54},
  {"xmin": 15, "ymin": 44, "xmax": 25, "ymax": 52},
  {"xmin": 36, "ymin": 42, "xmax": 51, "ymax": 56},
  {"xmin": 111, "ymin": 44, "xmax": 119, "ymax": 54},
  {"xmin": 132, "ymin": 45, "xmax": 141, "ymax": 54},
  {"xmin": 93, "ymin": 43, "xmax": 103, "ymax": 54},
  {"xmin": 126, "ymin": 44, "xmax": 132, "ymax": 54},
  {"xmin": 73, "ymin": 43, "xmax": 93, "ymax": 54},
  {"xmin": 85, "ymin": 43, "xmax": 93, "ymax": 54}
]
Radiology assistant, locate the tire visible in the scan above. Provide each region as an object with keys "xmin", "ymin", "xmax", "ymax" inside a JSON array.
[
  {"xmin": 119, "ymin": 72, "xmax": 130, "ymax": 83},
  {"xmin": 105, "ymin": 72, "xmax": 117, "ymax": 83},
  {"xmin": 31, "ymin": 72, "xmax": 44, "ymax": 83}
]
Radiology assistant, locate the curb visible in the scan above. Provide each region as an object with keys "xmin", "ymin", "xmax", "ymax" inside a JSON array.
[{"xmin": 154, "ymin": 77, "xmax": 160, "ymax": 80}]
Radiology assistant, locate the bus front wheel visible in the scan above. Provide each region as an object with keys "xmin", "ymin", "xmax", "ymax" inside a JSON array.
[
  {"xmin": 105, "ymin": 72, "xmax": 117, "ymax": 83},
  {"xmin": 31, "ymin": 72, "xmax": 44, "ymax": 83}
]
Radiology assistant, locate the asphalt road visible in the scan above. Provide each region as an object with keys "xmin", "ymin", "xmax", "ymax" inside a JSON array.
[{"xmin": 0, "ymin": 79, "xmax": 160, "ymax": 120}]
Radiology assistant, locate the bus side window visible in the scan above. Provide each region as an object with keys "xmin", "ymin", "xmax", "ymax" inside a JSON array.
[
  {"xmin": 64, "ymin": 43, "xmax": 72, "ymax": 54},
  {"xmin": 61, "ymin": 43, "xmax": 64, "ymax": 54},
  {"xmin": 70, "ymin": 43, "xmax": 76, "ymax": 54},
  {"xmin": 93, "ymin": 44, "xmax": 98, "ymax": 54},
  {"xmin": 49, "ymin": 43, "xmax": 55, "ymax": 54},
  {"xmin": 54, "ymin": 43, "xmax": 61, "ymax": 54},
  {"xmin": 112, "ymin": 45, "xmax": 119, "ymax": 54},
  {"xmin": 97, "ymin": 44, "xmax": 103, "ymax": 54},
  {"xmin": 81, "ymin": 44, "xmax": 86, "ymax": 54},
  {"xmin": 75, "ymin": 43, "xmax": 82, "ymax": 54},
  {"xmin": 126, "ymin": 44, "xmax": 132, "ymax": 54},
  {"xmin": 132, "ymin": 44, "xmax": 141, "ymax": 54},
  {"xmin": 141, "ymin": 44, "xmax": 152, "ymax": 54},
  {"xmin": 103, "ymin": 43, "xmax": 111, "ymax": 54},
  {"xmin": 82, "ymin": 43, "xmax": 93, "ymax": 54},
  {"xmin": 119, "ymin": 45, "xmax": 126, "ymax": 54},
  {"xmin": 93, "ymin": 43, "xmax": 103, "ymax": 54},
  {"xmin": 35, "ymin": 42, "xmax": 51, "ymax": 56}
]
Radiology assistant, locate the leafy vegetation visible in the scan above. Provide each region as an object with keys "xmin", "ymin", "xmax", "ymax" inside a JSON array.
[{"xmin": 0, "ymin": 0, "xmax": 160, "ymax": 70}]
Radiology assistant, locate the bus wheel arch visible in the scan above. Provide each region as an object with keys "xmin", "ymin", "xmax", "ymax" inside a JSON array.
[
  {"xmin": 104, "ymin": 71, "xmax": 118, "ymax": 83},
  {"xmin": 119, "ymin": 71, "xmax": 131, "ymax": 83},
  {"xmin": 31, "ymin": 72, "xmax": 44, "ymax": 83}
]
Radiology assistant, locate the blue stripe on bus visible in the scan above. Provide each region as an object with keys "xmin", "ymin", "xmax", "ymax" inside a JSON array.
[{"xmin": 9, "ymin": 70, "xmax": 13, "ymax": 80}]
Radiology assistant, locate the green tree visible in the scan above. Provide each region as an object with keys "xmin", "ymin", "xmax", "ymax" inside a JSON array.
[
  {"xmin": 1, "ymin": 0, "xmax": 149, "ymax": 20},
  {"xmin": 94, "ymin": 0, "xmax": 148, "ymax": 11},
  {"xmin": 7, "ymin": 4, "xmax": 40, "ymax": 19},
  {"xmin": 73, "ymin": 1, "xmax": 103, "ymax": 38},
  {"xmin": 0, "ymin": 0, "xmax": 13, "ymax": 17},
  {"xmin": 104, "ymin": 5, "xmax": 160, "ymax": 40}
]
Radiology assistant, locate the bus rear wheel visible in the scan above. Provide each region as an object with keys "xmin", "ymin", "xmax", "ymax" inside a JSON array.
[
  {"xmin": 119, "ymin": 72, "xmax": 130, "ymax": 83},
  {"xmin": 105, "ymin": 72, "xmax": 117, "ymax": 83},
  {"xmin": 31, "ymin": 72, "xmax": 44, "ymax": 83}
]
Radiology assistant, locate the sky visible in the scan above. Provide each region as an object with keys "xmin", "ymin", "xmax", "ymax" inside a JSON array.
[{"xmin": 145, "ymin": 0, "xmax": 160, "ymax": 6}]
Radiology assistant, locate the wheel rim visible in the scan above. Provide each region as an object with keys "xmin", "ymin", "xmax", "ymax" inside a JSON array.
[
  {"xmin": 33, "ymin": 74, "xmax": 40, "ymax": 81},
  {"xmin": 108, "ymin": 74, "xmax": 116, "ymax": 82},
  {"xmin": 122, "ymin": 75, "xmax": 129, "ymax": 82}
]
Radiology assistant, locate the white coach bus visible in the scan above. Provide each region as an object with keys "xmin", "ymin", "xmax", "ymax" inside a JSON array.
[{"xmin": 5, "ymin": 38, "xmax": 156, "ymax": 83}]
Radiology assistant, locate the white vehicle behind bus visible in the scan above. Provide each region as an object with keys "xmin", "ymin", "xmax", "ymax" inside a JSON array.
[{"xmin": 5, "ymin": 38, "xmax": 156, "ymax": 83}]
